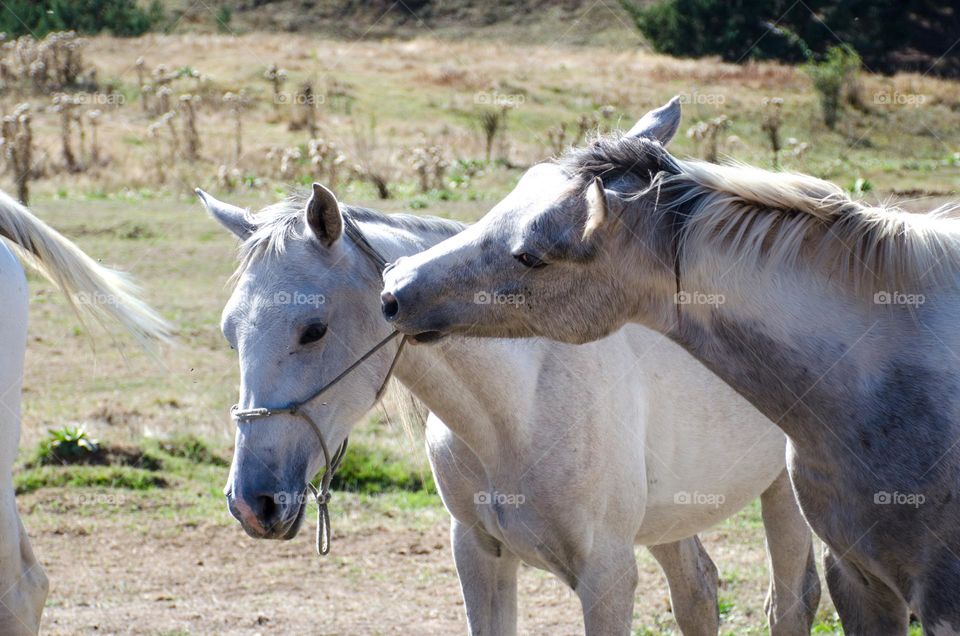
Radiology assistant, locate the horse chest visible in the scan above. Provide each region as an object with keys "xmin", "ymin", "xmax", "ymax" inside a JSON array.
[{"xmin": 475, "ymin": 491, "xmax": 578, "ymax": 580}]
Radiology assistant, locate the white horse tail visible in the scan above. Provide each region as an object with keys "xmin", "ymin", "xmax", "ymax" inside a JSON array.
[{"xmin": 0, "ymin": 190, "xmax": 172, "ymax": 346}]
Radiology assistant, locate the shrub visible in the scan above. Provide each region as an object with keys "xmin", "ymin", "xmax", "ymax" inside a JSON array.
[
  {"xmin": 35, "ymin": 425, "xmax": 99, "ymax": 464},
  {"xmin": 622, "ymin": 0, "xmax": 808, "ymax": 63},
  {"xmin": 0, "ymin": 0, "xmax": 160, "ymax": 38},
  {"xmin": 804, "ymin": 46, "xmax": 861, "ymax": 130},
  {"xmin": 216, "ymin": 6, "xmax": 233, "ymax": 33},
  {"xmin": 622, "ymin": 0, "xmax": 959, "ymax": 77}
]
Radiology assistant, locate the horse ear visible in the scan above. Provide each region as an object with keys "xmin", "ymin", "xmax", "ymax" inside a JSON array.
[
  {"xmin": 305, "ymin": 182, "xmax": 343, "ymax": 246},
  {"xmin": 195, "ymin": 188, "xmax": 254, "ymax": 239},
  {"xmin": 626, "ymin": 96, "xmax": 682, "ymax": 145},
  {"xmin": 582, "ymin": 176, "xmax": 621, "ymax": 241}
]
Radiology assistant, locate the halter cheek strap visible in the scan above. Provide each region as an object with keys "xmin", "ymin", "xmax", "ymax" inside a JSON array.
[{"xmin": 230, "ymin": 213, "xmax": 406, "ymax": 556}]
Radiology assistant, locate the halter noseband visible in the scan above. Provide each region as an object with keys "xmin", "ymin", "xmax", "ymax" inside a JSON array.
[{"xmin": 231, "ymin": 213, "xmax": 406, "ymax": 555}]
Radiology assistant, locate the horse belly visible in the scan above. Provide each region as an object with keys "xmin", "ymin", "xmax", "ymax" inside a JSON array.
[{"xmin": 638, "ymin": 415, "xmax": 786, "ymax": 542}]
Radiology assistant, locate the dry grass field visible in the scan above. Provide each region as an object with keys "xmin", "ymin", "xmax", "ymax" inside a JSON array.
[{"xmin": 6, "ymin": 23, "xmax": 957, "ymax": 636}]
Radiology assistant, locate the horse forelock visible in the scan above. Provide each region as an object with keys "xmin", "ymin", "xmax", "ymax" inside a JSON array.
[{"xmin": 230, "ymin": 192, "xmax": 466, "ymax": 286}]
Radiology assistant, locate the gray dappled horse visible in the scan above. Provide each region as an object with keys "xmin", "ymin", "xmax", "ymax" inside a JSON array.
[{"xmin": 382, "ymin": 98, "xmax": 960, "ymax": 634}]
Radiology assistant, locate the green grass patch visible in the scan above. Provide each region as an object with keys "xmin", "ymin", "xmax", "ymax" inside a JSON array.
[
  {"xmin": 328, "ymin": 441, "xmax": 436, "ymax": 495},
  {"xmin": 154, "ymin": 434, "xmax": 229, "ymax": 467},
  {"xmin": 15, "ymin": 465, "xmax": 167, "ymax": 494}
]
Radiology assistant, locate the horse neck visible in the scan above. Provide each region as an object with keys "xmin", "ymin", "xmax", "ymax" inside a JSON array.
[
  {"xmin": 357, "ymin": 216, "xmax": 538, "ymax": 463},
  {"xmin": 660, "ymin": 233, "xmax": 940, "ymax": 448}
]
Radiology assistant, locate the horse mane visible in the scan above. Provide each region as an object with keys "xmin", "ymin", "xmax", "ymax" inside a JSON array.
[{"xmin": 561, "ymin": 134, "xmax": 960, "ymax": 294}]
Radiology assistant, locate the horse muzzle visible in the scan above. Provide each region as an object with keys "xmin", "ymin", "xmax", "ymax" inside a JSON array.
[{"xmin": 227, "ymin": 488, "xmax": 306, "ymax": 540}]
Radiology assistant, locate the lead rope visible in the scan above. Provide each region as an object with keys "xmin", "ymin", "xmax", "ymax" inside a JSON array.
[{"xmin": 302, "ymin": 333, "xmax": 406, "ymax": 555}]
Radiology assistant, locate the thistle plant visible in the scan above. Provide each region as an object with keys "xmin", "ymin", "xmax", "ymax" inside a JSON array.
[
  {"xmin": 761, "ymin": 97, "xmax": 784, "ymax": 168},
  {"xmin": 179, "ymin": 94, "xmax": 201, "ymax": 161},
  {"xmin": 264, "ymin": 63, "xmax": 287, "ymax": 111},
  {"xmin": 1, "ymin": 103, "xmax": 33, "ymax": 203},
  {"xmin": 687, "ymin": 114, "xmax": 730, "ymax": 163},
  {"xmin": 51, "ymin": 93, "xmax": 80, "ymax": 172}
]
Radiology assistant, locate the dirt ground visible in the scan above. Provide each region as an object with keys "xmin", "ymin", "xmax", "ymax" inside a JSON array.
[{"xmin": 22, "ymin": 486, "xmax": 787, "ymax": 635}]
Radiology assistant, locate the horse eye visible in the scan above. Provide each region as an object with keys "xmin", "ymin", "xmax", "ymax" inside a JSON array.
[
  {"xmin": 514, "ymin": 252, "xmax": 546, "ymax": 269},
  {"xmin": 299, "ymin": 323, "xmax": 327, "ymax": 345}
]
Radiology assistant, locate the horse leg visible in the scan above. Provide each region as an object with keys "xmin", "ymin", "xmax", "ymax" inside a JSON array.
[
  {"xmin": 648, "ymin": 537, "xmax": 719, "ymax": 635},
  {"xmin": 450, "ymin": 518, "xmax": 519, "ymax": 636},
  {"xmin": 0, "ymin": 487, "xmax": 48, "ymax": 636},
  {"xmin": 823, "ymin": 547, "xmax": 908, "ymax": 635},
  {"xmin": 916, "ymin": 550, "xmax": 960, "ymax": 636},
  {"xmin": 575, "ymin": 542, "xmax": 638, "ymax": 636},
  {"xmin": 760, "ymin": 469, "xmax": 820, "ymax": 635}
]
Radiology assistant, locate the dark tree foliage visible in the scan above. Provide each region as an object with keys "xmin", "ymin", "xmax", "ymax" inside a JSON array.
[
  {"xmin": 623, "ymin": 0, "xmax": 960, "ymax": 76},
  {"xmin": 0, "ymin": 0, "xmax": 161, "ymax": 38}
]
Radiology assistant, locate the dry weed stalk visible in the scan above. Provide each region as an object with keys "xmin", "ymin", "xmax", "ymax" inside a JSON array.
[
  {"xmin": 264, "ymin": 63, "xmax": 287, "ymax": 111},
  {"xmin": 135, "ymin": 57, "xmax": 149, "ymax": 113},
  {"xmin": 351, "ymin": 117, "xmax": 394, "ymax": 199},
  {"xmin": 288, "ymin": 81, "xmax": 319, "ymax": 137},
  {"xmin": 761, "ymin": 97, "xmax": 784, "ymax": 168},
  {"xmin": 0, "ymin": 32, "xmax": 88, "ymax": 93},
  {"xmin": 308, "ymin": 138, "xmax": 346, "ymax": 188},
  {"xmin": 223, "ymin": 91, "xmax": 249, "ymax": 164},
  {"xmin": 546, "ymin": 122, "xmax": 568, "ymax": 156},
  {"xmin": 51, "ymin": 93, "xmax": 81, "ymax": 172},
  {"xmin": 179, "ymin": 94, "xmax": 201, "ymax": 161},
  {"xmin": 1, "ymin": 103, "xmax": 33, "ymax": 203},
  {"xmin": 155, "ymin": 86, "xmax": 172, "ymax": 117},
  {"xmin": 476, "ymin": 107, "xmax": 508, "ymax": 162},
  {"xmin": 87, "ymin": 110, "xmax": 102, "ymax": 166},
  {"xmin": 410, "ymin": 141, "xmax": 448, "ymax": 192},
  {"xmin": 687, "ymin": 114, "xmax": 730, "ymax": 163}
]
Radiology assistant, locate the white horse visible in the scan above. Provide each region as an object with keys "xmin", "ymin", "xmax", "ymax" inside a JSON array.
[
  {"xmin": 199, "ymin": 184, "xmax": 819, "ymax": 635},
  {"xmin": 0, "ymin": 190, "xmax": 170, "ymax": 634}
]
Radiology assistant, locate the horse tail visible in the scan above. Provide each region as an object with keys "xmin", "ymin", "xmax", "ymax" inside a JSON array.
[{"xmin": 0, "ymin": 190, "xmax": 172, "ymax": 346}]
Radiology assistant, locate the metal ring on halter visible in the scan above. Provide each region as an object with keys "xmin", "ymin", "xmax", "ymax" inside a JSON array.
[{"xmin": 229, "ymin": 212, "xmax": 406, "ymax": 556}]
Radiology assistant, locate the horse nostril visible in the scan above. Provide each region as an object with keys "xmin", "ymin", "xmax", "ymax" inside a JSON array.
[
  {"xmin": 381, "ymin": 290, "xmax": 400, "ymax": 321},
  {"xmin": 257, "ymin": 494, "xmax": 277, "ymax": 521}
]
